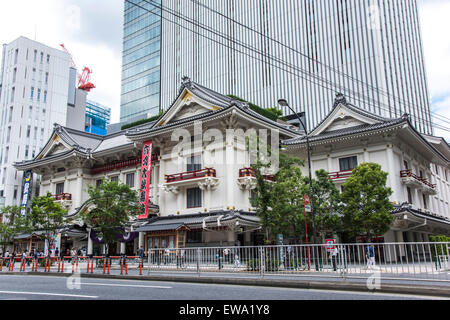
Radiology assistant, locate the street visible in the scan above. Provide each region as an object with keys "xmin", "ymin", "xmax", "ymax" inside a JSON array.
[{"xmin": 0, "ymin": 275, "xmax": 444, "ymax": 301}]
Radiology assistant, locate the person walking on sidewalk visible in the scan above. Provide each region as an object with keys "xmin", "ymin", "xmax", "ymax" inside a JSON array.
[
  {"xmin": 331, "ymin": 247, "xmax": 339, "ymax": 272},
  {"xmin": 365, "ymin": 245, "xmax": 376, "ymax": 269}
]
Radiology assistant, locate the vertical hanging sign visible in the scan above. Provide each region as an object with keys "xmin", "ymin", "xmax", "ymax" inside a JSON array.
[
  {"xmin": 138, "ymin": 140, "xmax": 153, "ymax": 220},
  {"xmin": 21, "ymin": 170, "xmax": 33, "ymax": 217}
]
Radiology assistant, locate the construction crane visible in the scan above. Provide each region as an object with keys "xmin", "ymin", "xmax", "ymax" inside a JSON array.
[{"xmin": 60, "ymin": 44, "xmax": 96, "ymax": 92}]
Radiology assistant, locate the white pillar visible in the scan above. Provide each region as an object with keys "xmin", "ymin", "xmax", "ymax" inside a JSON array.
[
  {"xmin": 139, "ymin": 232, "xmax": 145, "ymax": 248},
  {"xmin": 120, "ymin": 242, "xmax": 126, "ymax": 255},
  {"xmin": 75, "ymin": 169, "xmax": 83, "ymax": 209},
  {"xmin": 87, "ymin": 229, "xmax": 93, "ymax": 255}
]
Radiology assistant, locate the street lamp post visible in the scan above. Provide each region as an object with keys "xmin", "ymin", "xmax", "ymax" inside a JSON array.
[{"xmin": 278, "ymin": 99, "xmax": 318, "ymax": 255}]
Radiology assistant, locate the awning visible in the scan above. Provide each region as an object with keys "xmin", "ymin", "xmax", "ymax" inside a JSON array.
[{"xmin": 135, "ymin": 223, "xmax": 189, "ymax": 233}]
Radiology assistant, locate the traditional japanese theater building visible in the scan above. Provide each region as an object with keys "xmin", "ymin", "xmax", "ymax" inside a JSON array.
[{"xmin": 14, "ymin": 79, "xmax": 450, "ymax": 255}]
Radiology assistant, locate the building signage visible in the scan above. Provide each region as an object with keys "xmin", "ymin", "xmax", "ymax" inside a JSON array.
[
  {"xmin": 138, "ymin": 140, "xmax": 153, "ymax": 220},
  {"xmin": 304, "ymin": 195, "xmax": 311, "ymax": 213},
  {"xmin": 20, "ymin": 170, "xmax": 33, "ymax": 217},
  {"xmin": 325, "ymin": 239, "xmax": 336, "ymax": 252}
]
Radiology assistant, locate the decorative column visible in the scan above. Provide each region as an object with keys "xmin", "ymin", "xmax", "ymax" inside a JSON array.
[
  {"xmin": 120, "ymin": 242, "xmax": 126, "ymax": 255},
  {"xmin": 87, "ymin": 229, "xmax": 93, "ymax": 256},
  {"xmin": 75, "ymin": 168, "xmax": 83, "ymax": 209},
  {"xmin": 139, "ymin": 232, "xmax": 145, "ymax": 249}
]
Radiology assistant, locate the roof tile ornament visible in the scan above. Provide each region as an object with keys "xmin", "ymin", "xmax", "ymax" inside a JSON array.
[{"xmin": 333, "ymin": 93, "xmax": 348, "ymax": 108}]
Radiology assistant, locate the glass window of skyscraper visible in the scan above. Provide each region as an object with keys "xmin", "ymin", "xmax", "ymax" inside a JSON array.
[{"xmin": 121, "ymin": 0, "xmax": 162, "ymax": 123}]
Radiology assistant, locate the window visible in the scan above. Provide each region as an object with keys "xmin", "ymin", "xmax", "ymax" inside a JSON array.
[
  {"xmin": 403, "ymin": 161, "xmax": 409, "ymax": 170},
  {"xmin": 25, "ymin": 146, "xmax": 29, "ymax": 158},
  {"xmin": 339, "ymin": 156, "xmax": 358, "ymax": 172},
  {"xmin": 14, "ymin": 49, "xmax": 18, "ymax": 65},
  {"xmin": 186, "ymin": 231, "xmax": 202, "ymax": 244},
  {"xmin": 11, "ymin": 87, "xmax": 15, "ymax": 103},
  {"xmin": 445, "ymin": 170, "xmax": 448, "ymax": 182},
  {"xmin": 32, "ymin": 68, "xmax": 36, "ymax": 80},
  {"xmin": 187, "ymin": 155, "xmax": 202, "ymax": 172},
  {"xmin": 43, "ymin": 91, "xmax": 47, "ymax": 103},
  {"xmin": 423, "ymin": 194, "xmax": 428, "ymax": 210},
  {"xmin": 26, "ymin": 126, "xmax": 31, "ymax": 138},
  {"xmin": 13, "ymin": 187, "xmax": 18, "ymax": 200},
  {"xmin": 33, "ymin": 50, "xmax": 37, "ymax": 62},
  {"xmin": 37, "ymin": 89, "xmax": 41, "ymax": 101},
  {"xmin": 33, "ymin": 127, "xmax": 38, "ymax": 141},
  {"xmin": 435, "ymin": 165, "xmax": 440, "ymax": 176},
  {"xmin": 6, "ymin": 127, "xmax": 11, "ymax": 143},
  {"xmin": 126, "ymin": 173, "xmax": 135, "ymax": 188},
  {"xmin": 46, "ymin": 54, "xmax": 50, "ymax": 64},
  {"xmin": 9, "ymin": 107, "xmax": 13, "ymax": 123},
  {"xmin": 407, "ymin": 187, "xmax": 413, "ymax": 205},
  {"xmin": 30, "ymin": 87, "xmax": 34, "ymax": 100},
  {"xmin": 187, "ymin": 187, "xmax": 202, "ymax": 208},
  {"xmin": 56, "ymin": 183, "xmax": 64, "ymax": 195},
  {"xmin": 13, "ymin": 68, "xmax": 17, "ymax": 83},
  {"xmin": 4, "ymin": 148, "xmax": 9, "ymax": 164},
  {"xmin": 110, "ymin": 176, "xmax": 119, "ymax": 183},
  {"xmin": 40, "ymin": 52, "xmax": 44, "ymax": 64},
  {"xmin": 45, "ymin": 72, "xmax": 49, "ymax": 84},
  {"xmin": 96, "ymin": 180, "xmax": 103, "ymax": 188}
]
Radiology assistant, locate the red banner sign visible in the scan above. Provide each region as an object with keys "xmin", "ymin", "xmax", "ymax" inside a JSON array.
[{"xmin": 138, "ymin": 140, "xmax": 153, "ymax": 220}]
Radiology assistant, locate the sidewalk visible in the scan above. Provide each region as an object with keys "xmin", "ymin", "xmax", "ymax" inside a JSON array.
[{"xmin": 2, "ymin": 268, "xmax": 450, "ymax": 299}]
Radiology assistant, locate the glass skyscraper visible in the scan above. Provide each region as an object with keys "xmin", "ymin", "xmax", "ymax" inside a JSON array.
[
  {"xmin": 158, "ymin": 0, "xmax": 433, "ymax": 135},
  {"xmin": 122, "ymin": 0, "xmax": 433, "ymax": 135},
  {"xmin": 85, "ymin": 100, "xmax": 111, "ymax": 136},
  {"xmin": 121, "ymin": 0, "xmax": 162, "ymax": 123}
]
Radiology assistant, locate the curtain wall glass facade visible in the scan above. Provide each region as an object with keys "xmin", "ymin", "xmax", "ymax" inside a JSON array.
[
  {"xmin": 121, "ymin": 0, "xmax": 162, "ymax": 123},
  {"xmin": 157, "ymin": 0, "xmax": 432, "ymax": 135}
]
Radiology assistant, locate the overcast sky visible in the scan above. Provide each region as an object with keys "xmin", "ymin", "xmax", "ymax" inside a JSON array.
[{"xmin": 0, "ymin": 0, "xmax": 449, "ymax": 140}]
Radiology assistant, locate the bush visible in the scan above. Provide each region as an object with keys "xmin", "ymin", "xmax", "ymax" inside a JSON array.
[
  {"xmin": 121, "ymin": 112, "xmax": 163, "ymax": 130},
  {"xmin": 246, "ymin": 259, "xmax": 280, "ymax": 272},
  {"xmin": 430, "ymin": 235, "xmax": 450, "ymax": 258}
]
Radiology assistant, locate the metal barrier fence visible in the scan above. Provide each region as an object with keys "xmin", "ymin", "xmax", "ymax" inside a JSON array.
[
  {"xmin": 146, "ymin": 242, "xmax": 450, "ymax": 282},
  {"xmin": 1, "ymin": 242, "xmax": 449, "ymax": 282}
]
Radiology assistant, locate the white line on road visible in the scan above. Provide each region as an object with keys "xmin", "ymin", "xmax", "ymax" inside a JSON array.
[
  {"xmin": 80, "ymin": 282, "xmax": 172, "ymax": 289},
  {"xmin": 0, "ymin": 291, "xmax": 98, "ymax": 299}
]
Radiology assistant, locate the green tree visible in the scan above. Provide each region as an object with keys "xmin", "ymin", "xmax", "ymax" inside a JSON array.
[
  {"xmin": 81, "ymin": 178, "xmax": 139, "ymax": 255},
  {"xmin": 251, "ymin": 153, "xmax": 307, "ymax": 243},
  {"xmin": 340, "ymin": 163, "xmax": 394, "ymax": 242},
  {"xmin": 0, "ymin": 206, "xmax": 31, "ymax": 253},
  {"xmin": 302, "ymin": 170, "xmax": 343, "ymax": 241},
  {"xmin": 27, "ymin": 193, "xmax": 67, "ymax": 256}
]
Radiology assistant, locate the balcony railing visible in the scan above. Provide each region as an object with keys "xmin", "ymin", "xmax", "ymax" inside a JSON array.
[
  {"xmin": 91, "ymin": 154, "xmax": 160, "ymax": 175},
  {"xmin": 328, "ymin": 170, "xmax": 353, "ymax": 180},
  {"xmin": 53, "ymin": 193, "xmax": 72, "ymax": 201},
  {"xmin": 400, "ymin": 170, "xmax": 436, "ymax": 190},
  {"xmin": 239, "ymin": 168, "xmax": 275, "ymax": 181},
  {"xmin": 165, "ymin": 168, "xmax": 217, "ymax": 184}
]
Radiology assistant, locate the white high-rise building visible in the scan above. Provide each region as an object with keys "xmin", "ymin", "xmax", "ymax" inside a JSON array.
[
  {"xmin": 0, "ymin": 37, "xmax": 86, "ymax": 209},
  {"xmin": 158, "ymin": 0, "xmax": 433, "ymax": 135}
]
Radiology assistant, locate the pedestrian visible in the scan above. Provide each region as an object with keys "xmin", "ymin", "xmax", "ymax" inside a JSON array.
[
  {"xmin": 71, "ymin": 248, "xmax": 77, "ymax": 257},
  {"xmin": 223, "ymin": 248, "xmax": 230, "ymax": 263},
  {"xmin": 138, "ymin": 246, "xmax": 145, "ymax": 259},
  {"xmin": 55, "ymin": 248, "xmax": 59, "ymax": 258},
  {"xmin": 331, "ymin": 247, "xmax": 339, "ymax": 271},
  {"xmin": 234, "ymin": 252, "xmax": 241, "ymax": 268},
  {"xmin": 5, "ymin": 250, "xmax": 10, "ymax": 268},
  {"xmin": 365, "ymin": 244, "xmax": 375, "ymax": 269}
]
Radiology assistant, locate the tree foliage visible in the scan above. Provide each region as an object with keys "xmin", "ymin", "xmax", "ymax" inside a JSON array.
[
  {"xmin": 0, "ymin": 206, "xmax": 31, "ymax": 252},
  {"xmin": 81, "ymin": 179, "xmax": 139, "ymax": 253},
  {"xmin": 303, "ymin": 170, "xmax": 342, "ymax": 240},
  {"xmin": 340, "ymin": 163, "xmax": 394, "ymax": 242},
  {"xmin": 27, "ymin": 193, "xmax": 67, "ymax": 254}
]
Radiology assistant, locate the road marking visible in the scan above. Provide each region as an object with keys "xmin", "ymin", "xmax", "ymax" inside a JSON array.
[
  {"xmin": 0, "ymin": 291, "xmax": 98, "ymax": 299},
  {"xmin": 81, "ymin": 282, "xmax": 172, "ymax": 289}
]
